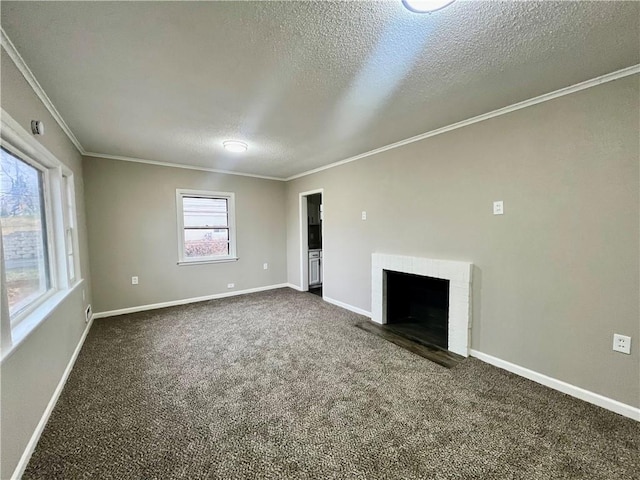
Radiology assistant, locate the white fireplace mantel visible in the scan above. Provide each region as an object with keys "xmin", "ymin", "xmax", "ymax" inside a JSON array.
[{"xmin": 371, "ymin": 254, "xmax": 473, "ymax": 357}]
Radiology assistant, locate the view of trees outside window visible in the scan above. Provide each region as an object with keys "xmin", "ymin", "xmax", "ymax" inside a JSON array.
[
  {"xmin": 182, "ymin": 196, "xmax": 229, "ymax": 258},
  {"xmin": 0, "ymin": 147, "xmax": 50, "ymax": 317}
]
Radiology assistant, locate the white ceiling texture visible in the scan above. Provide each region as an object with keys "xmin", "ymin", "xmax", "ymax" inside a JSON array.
[{"xmin": 1, "ymin": 1, "xmax": 639, "ymax": 180}]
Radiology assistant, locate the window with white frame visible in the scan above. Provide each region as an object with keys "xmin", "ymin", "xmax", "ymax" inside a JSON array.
[
  {"xmin": 0, "ymin": 147, "xmax": 52, "ymax": 320},
  {"xmin": 0, "ymin": 114, "xmax": 81, "ymax": 341},
  {"xmin": 176, "ymin": 189, "xmax": 237, "ymax": 264}
]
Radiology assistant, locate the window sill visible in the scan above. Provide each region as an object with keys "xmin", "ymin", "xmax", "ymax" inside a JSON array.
[
  {"xmin": 1, "ymin": 279, "xmax": 85, "ymax": 364},
  {"xmin": 177, "ymin": 257, "xmax": 239, "ymax": 266}
]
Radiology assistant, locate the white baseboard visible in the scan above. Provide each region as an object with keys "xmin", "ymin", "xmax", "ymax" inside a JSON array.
[
  {"xmin": 93, "ymin": 283, "xmax": 290, "ymax": 319},
  {"xmin": 323, "ymin": 296, "xmax": 372, "ymax": 318},
  {"xmin": 280, "ymin": 286, "xmax": 373, "ymax": 318},
  {"xmin": 11, "ymin": 317, "xmax": 94, "ymax": 480},
  {"xmin": 285, "ymin": 283, "xmax": 304, "ymax": 292},
  {"xmin": 470, "ymin": 349, "xmax": 640, "ymax": 421}
]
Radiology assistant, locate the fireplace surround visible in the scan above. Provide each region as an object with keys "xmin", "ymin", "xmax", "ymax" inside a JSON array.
[{"xmin": 371, "ymin": 254, "xmax": 473, "ymax": 357}]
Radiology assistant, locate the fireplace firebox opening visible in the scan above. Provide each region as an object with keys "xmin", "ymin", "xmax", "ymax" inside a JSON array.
[{"xmin": 385, "ymin": 270, "xmax": 450, "ymax": 349}]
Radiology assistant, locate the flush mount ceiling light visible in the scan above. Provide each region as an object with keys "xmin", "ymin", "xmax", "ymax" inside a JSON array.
[
  {"xmin": 402, "ymin": 0, "xmax": 455, "ymax": 13},
  {"xmin": 222, "ymin": 140, "xmax": 248, "ymax": 153}
]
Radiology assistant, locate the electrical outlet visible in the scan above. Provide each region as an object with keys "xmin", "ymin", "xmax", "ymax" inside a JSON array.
[
  {"xmin": 613, "ymin": 334, "xmax": 631, "ymax": 354},
  {"xmin": 227, "ymin": 283, "xmax": 235, "ymax": 289},
  {"xmin": 493, "ymin": 201, "xmax": 504, "ymax": 215},
  {"xmin": 361, "ymin": 211, "xmax": 367, "ymax": 220},
  {"xmin": 131, "ymin": 276, "xmax": 139, "ymax": 285},
  {"xmin": 263, "ymin": 263, "xmax": 268, "ymax": 270}
]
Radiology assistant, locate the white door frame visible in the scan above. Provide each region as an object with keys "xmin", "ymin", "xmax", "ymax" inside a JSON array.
[{"xmin": 299, "ymin": 188, "xmax": 324, "ymax": 293}]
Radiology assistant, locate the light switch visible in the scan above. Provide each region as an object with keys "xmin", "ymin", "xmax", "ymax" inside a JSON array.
[{"xmin": 493, "ymin": 201, "xmax": 504, "ymax": 215}]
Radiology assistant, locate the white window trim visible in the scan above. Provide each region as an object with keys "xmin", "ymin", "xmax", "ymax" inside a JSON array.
[
  {"xmin": 1, "ymin": 146, "xmax": 57, "ymax": 326},
  {"xmin": 1, "ymin": 109, "xmax": 83, "ymax": 360},
  {"xmin": 176, "ymin": 188, "xmax": 238, "ymax": 265},
  {"xmin": 62, "ymin": 173, "xmax": 80, "ymax": 284}
]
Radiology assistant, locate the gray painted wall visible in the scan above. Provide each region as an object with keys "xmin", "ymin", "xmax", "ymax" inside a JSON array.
[
  {"xmin": 83, "ymin": 157, "xmax": 287, "ymax": 313},
  {"xmin": 285, "ymin": 76, "xmax": 640, "ymax": 407},
  {"xmin": 1, "ymin": 47, "xmax": 93, "ymax": 478}
]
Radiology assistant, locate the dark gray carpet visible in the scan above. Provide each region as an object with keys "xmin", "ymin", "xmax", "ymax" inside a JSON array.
[{"xmin": 24, "ymin": 288, "xmax": 639, "ymax": 479}]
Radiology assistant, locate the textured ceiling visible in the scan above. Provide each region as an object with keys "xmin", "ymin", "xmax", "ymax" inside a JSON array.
[{"xmin": 1, "ymin": 1, "xmax": 639, "ymax": 179}]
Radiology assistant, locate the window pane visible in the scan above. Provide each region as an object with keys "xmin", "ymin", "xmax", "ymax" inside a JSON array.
[
  {"xmin": 0, "ymin": 148, "xmax": 50, "ymax": 317},
  {"xmin": 184, "ymin": 228, "xmax": 229, "ymax": 258},
  {"xmin": 183, "ymin": 197, "xmax": 228, "ymax": 227}
]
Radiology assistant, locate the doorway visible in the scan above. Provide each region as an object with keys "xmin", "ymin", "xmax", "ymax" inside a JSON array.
[{"xmin": 299, "ymin": 189, "xmax": 323, "ymax": 296}]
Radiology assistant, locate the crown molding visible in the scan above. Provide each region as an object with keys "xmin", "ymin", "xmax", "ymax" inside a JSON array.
[
  {"xmin": 1, "ymin": 27, "xmax": 86, "ymax": 154},
  {"xmin": 285, "ymin": 64, "xmax": 640, "ymax": 181},
  {"xmin": 83, "ymin": 152, "xmax": 286, "ymax": 181}
]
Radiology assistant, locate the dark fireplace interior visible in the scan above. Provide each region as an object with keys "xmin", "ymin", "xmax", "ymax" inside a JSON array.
[{"xmin": 385, "ymin": 270, "xmax": 449, "ymax": 349}]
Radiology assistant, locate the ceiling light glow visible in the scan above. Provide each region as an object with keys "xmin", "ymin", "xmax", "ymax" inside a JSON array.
[
  {"xmin": 223, "ymin": 140, "xmax": 248, "ymax": 153},
  {"xmin": 402, "ymin": 0, "xmax": 455, "ymax": 13}
]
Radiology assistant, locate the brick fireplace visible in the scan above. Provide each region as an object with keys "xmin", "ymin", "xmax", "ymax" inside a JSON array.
[{"xmin": 371, "ymin": 254, "xmax": 473, "ymax": 357}]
